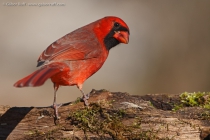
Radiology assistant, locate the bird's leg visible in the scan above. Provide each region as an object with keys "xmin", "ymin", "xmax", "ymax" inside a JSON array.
[
  {"xmin": 52, "ymin": 84, "xmax": 62, "ymax": 119},
  {"xmin": 77, "ymin": 84, "xmax": 89, "ymax": 106},
  {"xmin": 80, "ymin": 89, "xmax": 89, "ymax": 106}
]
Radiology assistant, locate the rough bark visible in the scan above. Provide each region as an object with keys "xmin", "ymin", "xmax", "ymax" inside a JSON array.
[{"xmin": 0, "ymin": 89, "xmax": 210, "ymax": 140}]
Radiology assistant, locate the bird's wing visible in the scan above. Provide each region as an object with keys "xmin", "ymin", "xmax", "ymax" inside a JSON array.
[{"xmin": 37, "ymin": 28, "xmax": 101, "ymax": 67}]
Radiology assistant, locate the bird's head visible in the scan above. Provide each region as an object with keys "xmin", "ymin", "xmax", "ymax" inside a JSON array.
[{"xmin": 94, "ymin": 16, "xmax": 130, "ymax": 50}]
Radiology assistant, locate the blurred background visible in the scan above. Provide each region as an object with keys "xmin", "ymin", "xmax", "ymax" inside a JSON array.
[{"xmin": 1, "ymin": 0, "xmax": 210, "ymax": 107}]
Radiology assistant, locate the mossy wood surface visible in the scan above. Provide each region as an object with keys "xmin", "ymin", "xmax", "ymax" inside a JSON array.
[{"xmin": 0, "ymin": 90, "xmax": 210, "ymax": 140}]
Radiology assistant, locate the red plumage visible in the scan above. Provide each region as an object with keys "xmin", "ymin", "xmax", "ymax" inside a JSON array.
[{"xmin": 14, "ymin": 16, "xmax": 130, "ymax": 119}]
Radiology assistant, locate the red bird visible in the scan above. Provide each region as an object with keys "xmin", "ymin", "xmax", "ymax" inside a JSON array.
[{"xmin": 14, "ymin": 16, "xmax": 130, "ymax": 119}]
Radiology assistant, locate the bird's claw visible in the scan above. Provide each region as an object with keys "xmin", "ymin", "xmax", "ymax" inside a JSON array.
[{"xmin": 82, "ymin": 93, "xmax": 90, "ymax": 106}]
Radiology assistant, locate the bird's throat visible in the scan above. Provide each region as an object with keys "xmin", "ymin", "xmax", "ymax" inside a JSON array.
[{"xmin": 104, "ymin": 37, "xmax": 120, "ymax": 50}]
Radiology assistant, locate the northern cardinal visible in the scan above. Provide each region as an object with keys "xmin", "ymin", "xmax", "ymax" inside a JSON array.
[{"xmin": 14, "ymin": 16, "xmax": 130, "ymax": 119}]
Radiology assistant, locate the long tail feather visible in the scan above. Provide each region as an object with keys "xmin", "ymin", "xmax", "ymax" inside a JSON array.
[{"xmin": 14, "ymin": 67, "xmax": 60, "ymax": 87}]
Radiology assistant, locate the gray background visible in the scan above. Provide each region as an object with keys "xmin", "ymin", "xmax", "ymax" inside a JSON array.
[{"xmin": 1, "ymin": 0, "xmax": 210, "ymax": 107}]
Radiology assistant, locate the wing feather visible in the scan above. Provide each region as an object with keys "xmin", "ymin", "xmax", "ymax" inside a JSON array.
[{"xmin": 37, "ymin": 26, "xmax": 101, "ymax": 67}]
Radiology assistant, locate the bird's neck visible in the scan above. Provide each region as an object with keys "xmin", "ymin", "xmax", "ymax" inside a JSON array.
[{"xmin": 104, "ymin": 37, "xmax": 120, "ymax": 50}]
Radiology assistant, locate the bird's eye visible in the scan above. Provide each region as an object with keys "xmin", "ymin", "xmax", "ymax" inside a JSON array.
[{"xmin": 114, "ymin": 22, "xmax": 120, "ymax": 28}]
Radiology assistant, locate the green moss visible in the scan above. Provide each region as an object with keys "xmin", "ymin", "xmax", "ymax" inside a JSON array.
[
  {"xmin": 172, "ymin": 104, "xmax": 183, "ymax": 111},
  {"xmin": 204, "ymin": 104, "xmax": 210, "ymax": 109},
  {"xmin": 68, "ymin": 103, "xmax": 163, "ymax": 140},
  {"xmin": 200, "ymin": 111, "xmax": 210, "ymax": 119},
  {"xmin": 180, "ymin": 92, "xmax": 205, "ymax": 106},
  {"xmin": 148, "ymin": 101, "xmax": 154, "ymax": 107},
  {"xmin": 72, "ymin": 97, "xmax": 81, "ymax": 105},
  {"xmin": 173, "ymin": 92, "xmax": 210, "ymax": 111}
]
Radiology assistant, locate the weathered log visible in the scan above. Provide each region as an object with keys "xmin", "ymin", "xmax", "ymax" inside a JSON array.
[{"xmin": 0, "ymin": 90, "xmax": 210, "ymax": 140}]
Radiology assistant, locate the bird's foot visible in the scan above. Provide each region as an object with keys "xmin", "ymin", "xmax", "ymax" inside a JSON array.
[
  {"xmin": 82, "ymin": 93, "xmax": 90, "ymax": 106},
  {"xmin": 51, "ymin": 103, "xmax": 63, "ymax": 120}
]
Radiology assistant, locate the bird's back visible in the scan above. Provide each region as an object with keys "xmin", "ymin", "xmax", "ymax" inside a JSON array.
[{"xmin": 37, "ymin": 20, "xmax": 104, "ymax": 67}]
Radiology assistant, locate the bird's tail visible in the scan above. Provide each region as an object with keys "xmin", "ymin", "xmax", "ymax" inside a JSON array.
[{"xmin": 14, "ymin": 66, "xmax": 61, "ymax": 87}]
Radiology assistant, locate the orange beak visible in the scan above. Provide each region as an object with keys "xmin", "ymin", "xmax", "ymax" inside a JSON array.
[{"xmin": 113, "ymin": 31, "xmax": 129, "ymax": 44}]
